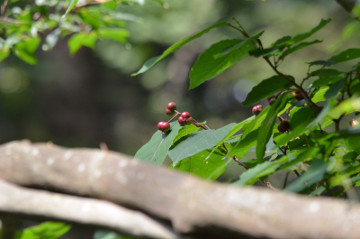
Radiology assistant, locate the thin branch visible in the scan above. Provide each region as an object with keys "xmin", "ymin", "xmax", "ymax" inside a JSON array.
[
  {"xmin": 0, "ymin": 180, "xmax": 178, "ymax": 239},
  {"xmin": 1, "ymin": 0, "xmax": 9, "ymax": 16}
]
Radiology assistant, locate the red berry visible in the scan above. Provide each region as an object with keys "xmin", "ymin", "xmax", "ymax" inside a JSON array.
[
  {"xmin": 181, "ymin": 112, "xmax": 191, "ymax": 119},
  {"xmin": 186, "ymin": 117, "xmax": 193, "ymax": 125},
  {"xmin": 178, "ymin": 116, "xmax": 187, "ymax": 126},
  {"xmin": 157, "ymin": 121, "xmax": 170, "ymax": 132},
  {"xmin": 167, "ymin": 102, "xmax": 176, "ymax": 111},
  {"xmin": 294, "ymin": 90, "xmax": 303, "ymax": 100},
  {"xmin": 252, "ymin": 104, "xmax": 263, "ymax": 115},
  {"xmin": 277, "ymin": 120, "xmax": 290, "ymax": 133},
  {"xmin": 165, "ymin": 108, "xmax": 174, "ymax": 115}
]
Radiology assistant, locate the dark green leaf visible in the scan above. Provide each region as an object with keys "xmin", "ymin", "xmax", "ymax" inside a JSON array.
[
  {"xmin": 290, "ymin": 19, "xmax": 331, "ymax": 44},
  {"xmin": 134, "ymin": 123, "xmax": 182, "ymax": 165},
  {"xmin": 311, "ymin": 69, "xmax": 344, "ymax": 87},
  {"xmin": 274, "ymin": 107, "xmax": 317, "ymax": 146},
  {"xmin": 324, "ymin": 77, "xmax": 347, "ymax": 99},
  {"xmin": 132, "ymin": 22, "xmax": 228, "ymax": 76},
  {"xmin": 249, "ymin": 46, "xmax": 281, "ymax": 57},
  {"xmin": 169, "ymin": 123, "xmax": 236, "ymax": 165},
  {"xmin": 189, "ymin": 39, "xmax": 254, "ymax": 89},
  {"xmin": 256, "ymin": 94, "xmax": 288, "ymax": 161},
  {"xmin": 280, "ymin": 40, "xmax": 322, "ymax": 60},
  {"xmin": 242, "ymin": 75, "xmax": 293, "ymax": 106},
  {"xmin": 329, "ymin": 48, "xmax": 360, "ymax": 63},
  {"xmin": 63, "ymin": 0, "xmax": 79, "ymax": 17},
  {"xmin": 285, "ymin": 158, "xmax": 327, "ymax": 193},
  {"xmin": 172, "ymin": 149, "xmax": 228, "ymax": 180},
  {"xmin": 308, "ymin": 60, "xmax": 336, "ymax": 66}
]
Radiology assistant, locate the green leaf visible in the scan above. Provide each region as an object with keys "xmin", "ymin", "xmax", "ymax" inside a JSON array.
[
  {"xmin": 63, "ymin": 0, "xmax": 79, "ymax": 17},
  {"xmin": 0, "ymin": 47, "xmax": 10, "ymax": 62},
  {"xmin": 324, "ymin": 77, "xmax": 347, "ymax": 99},
  {"xmin": 311, "ymin": 69, "xmax": 344, "ymax": 87},
  {"xmin": 308, "ymin": 60, "xmax": 336, "ymax": 66},
  {"xmin": 329, "ymin": 48, "xmax": 360, "ymax": 63},
  {"xmin": 274, "ymin": 107, "xmax": 317, "ymax": 146},
  {"xmin": 132, "ymin": 22, "xmax": 228, "ymax": 76},
  {"xmin": 134, "ymin": 122, "xmax": 182, "ymax": 165},
  {"xmin": 290, "ymin": 18, "xmax": 331, "ymax": 45},
  {"xmin": 13, "ymin": 37, "xmax": 41, "ymax": 65},
  {"xmin": 285, "ymin": 158, "xmax": 327, "ymax": 193},
  {"xmin": 172, "ymin": 123, "xmax": 201, "ymax": 146},
  {"xmin": 172, "ymin": 149, "xmax": 228, "ymax": 180},
  {"xmin": 227, "ymin": 129, "xmax": 258, "ymax": 159},
  {"xmin": 189, "ymin": 32, "xmax": 263, "ymax": 89},
  {"xmin": 15, "ymin": 222, "xmax": 70, "ymax": 239},
  {"xmin": 242, "ymin": 75, "xmax": 293, "ymax": 106},
  {"xmin": 98, "ymin": 28, "xmax": 129, "ymax": 43},
  {"xmin": 189, "ymin": 39, "xmax": 252, "ymax": 89},
  {"xmin": 280, "ymin": 40, "xmax": 322, "ymax": 60},
  {"xmin": 233, "ymin": 156, "xmax": 288, "ymax": 186},
  {"xmin": 256, "ymin": 94, "xmax": 288, "ymax": 161},
  {"xmin": 169, "ymin": 123, "xmax": 236, "ymax": 165},
  {"xmin": 68, "ymin": 32, "xmax": 98, "ymax": 55}
]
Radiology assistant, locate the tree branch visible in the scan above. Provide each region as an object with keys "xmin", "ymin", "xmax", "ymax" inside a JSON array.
[
  {"xmin": 0, "ymin": 180, "xmax": 178, "ymax": 239},
  {"xmin": 0, "ymin": 141, "xmax": 360, "ymax": 238}
]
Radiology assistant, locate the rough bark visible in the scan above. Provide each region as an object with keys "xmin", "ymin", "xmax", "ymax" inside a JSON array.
[{"xmin": 0, "ymin": 140, "xmax": 360, "ymax": 238}]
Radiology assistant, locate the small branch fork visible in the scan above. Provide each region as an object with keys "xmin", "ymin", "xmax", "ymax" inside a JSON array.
[{"xmin": 228, "ymin": 18, "xmax": 321, "ymax": 112}]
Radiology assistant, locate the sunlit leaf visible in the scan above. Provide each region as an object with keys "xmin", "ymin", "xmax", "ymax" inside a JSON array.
[
  {"xmin": 134, "ymin": 122, "xmax": 182, "ymax": 165},
  {"xmin": 172, "ymin": 149, "xmax": 229, "ymax": 180},
  {"xmin": 15, "ymin": 222, "xmax": 70, "ymax": 239},
  {"xmin": 68, "ymin": 32, "xmax": 97, "ymax": 55},
  {"xmin": 98, "ymin": 28, "xmax": 129, "ymax": 43},
  {"xmin": 132, "ymin": 22, "xmax": 228, "ymax": 76},
  {"xmin": 63, "ymin": 0, "xmax": 79, "ymax": 17},
  {"xmin": 169, "ymin": 123, "xmax": 235, "ymax": 165}
]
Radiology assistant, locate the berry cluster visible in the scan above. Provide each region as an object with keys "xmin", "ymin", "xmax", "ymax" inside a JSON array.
[{"xmin": 157, "ymin": 102, "xmax": 203, "ymax": 133}]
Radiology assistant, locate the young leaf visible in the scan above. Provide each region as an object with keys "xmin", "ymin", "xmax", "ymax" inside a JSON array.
[
  {"xmin": 256, "ymin": 94, "xmax": 288, "ymax": 162},
  {"xmin": 98, "ymin": 28, "xmax": 129, "ymax": 43},
  {"xmin": 329, "ymin": 48, "xmax": 360, "ymax": 63},
  {"xmin": 279, "ymin": 40, "xmax": 322, "ymax": 60},
  {"xmin": 172, "ymin": 149, "xmax": 228, "ymax": 180},
  {"xmin": 134, "ymin": 122, "xmax": 181, "ymax": 165},
  {"xmin": 15, "ymin": 222, "xmax": 71, "ymax": 239},
  {"xmin": 242, "ymin": 75, "xmax": 293, "ymax": 106},
  {"xmin": 189, "ymin": 32, "xmax": 263, "ymax": 89},
  {"xmin": 68, "ymin": 32, "xmax": 98, "ymax": 55},
  {"xmin": 132, "ymin": 22, "xmax": 228, "ymax": 76},
  {"xmin": 63, "ymin": 0, "xmax": 79, "ymax": 17},
  {"xmin": 169, "ymin": 123, "xmax": 236, "ymax": 165},
  {"xmin": 285, "ymin": 158, "xmax": 328, "ymax": 193},
  {"xmin": 13, "ymin": 37, "xmax": 41, "ymax": 65}
]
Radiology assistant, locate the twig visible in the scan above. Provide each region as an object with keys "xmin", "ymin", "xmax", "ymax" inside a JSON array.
[
  {"xmin": 1, "ymin": 0, "xmax": 9, "ymax": 16},
  {"xmin": 232, "ymin": 156, "xmax": 278, "ymax": 191}
]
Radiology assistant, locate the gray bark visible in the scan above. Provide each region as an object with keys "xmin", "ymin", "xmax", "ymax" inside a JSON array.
[{"xmin": 0, "ymin": 140, "xmax": 360, "ymax": 238}]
